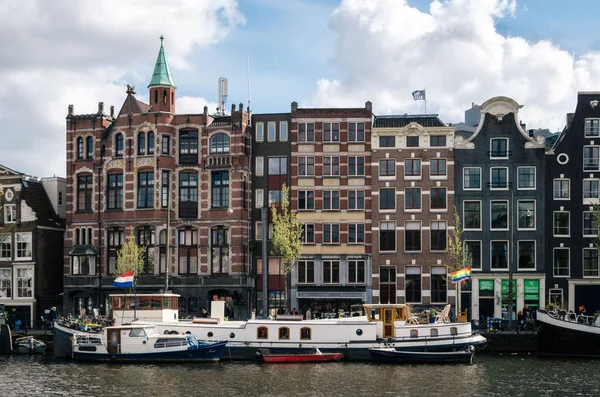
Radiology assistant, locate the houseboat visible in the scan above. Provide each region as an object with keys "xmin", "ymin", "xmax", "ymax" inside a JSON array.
[{"xmin": 537, "ymin": 309, "xmax": 600, "ymax": 357}]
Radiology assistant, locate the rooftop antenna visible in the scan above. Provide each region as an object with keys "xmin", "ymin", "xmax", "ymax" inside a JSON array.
[
  {"xmin": 217, "ymin": 77, "xmax": 228, "ymax": 116},
  {"xmin": 247, "ymin": 54, "xmax": 252, "ymax": 125}
]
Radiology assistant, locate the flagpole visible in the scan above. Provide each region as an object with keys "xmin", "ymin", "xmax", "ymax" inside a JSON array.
[
  {"xmin": 424, "ymin": 86, "xmax": 427, "ymax": 114},
  {"xmin": 133, "ymin": 270, "xmax": 137, "ymax": 321}
]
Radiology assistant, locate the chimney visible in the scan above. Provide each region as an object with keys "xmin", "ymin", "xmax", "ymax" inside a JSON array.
[
  {"xmin": 365, "ymin": 101, "xmax": 372, "ymax": 112},
  {"xmin": 231, "ymin": 103, "xmax": 236, "ymax": 113},
  {"xmin": 566, "ymin": 113, "xmax": 574, "ymax": 128},
  {"xmin": 239, "ymin": 102, "xmax": 244, "ymax": 112},
  {"xmin": 520, "ymin": 122, "xmax": 527, "ymax": 131},
  {"xmin": 68, "ymin": 104, "xmax": 74, "ymax": 117},
  {"xmin": 98, "ymin": 102, "xmax": 104, "ymax": 114},
  {"xmin": 528, "ymin": 129, "xmax": 535, "ymax": 138},
  {"xmin": 204, "ymin": 106, "xmax": 208, "ymax": 117},
  {"xmin": 110, "ymin": 105, "xmax": 115, "ymax": 118},
  {"xmin": 291, "ymin": 101, "xmax": 298, "ymax": 112}
]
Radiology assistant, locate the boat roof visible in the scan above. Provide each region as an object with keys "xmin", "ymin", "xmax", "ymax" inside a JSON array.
[
  {"xmin": 362, "ymin": 304, "xmax": 408, "ymax": 309},
  {"xmin": 108, "ymin": 293, "xmax": 180, "ymax": 298}
]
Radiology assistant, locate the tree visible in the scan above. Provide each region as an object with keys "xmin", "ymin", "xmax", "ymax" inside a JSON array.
[
  {"xmin": 271, "ymin": 183, "xmax": 304, "ymax": 311},
  {"xmin": 446, "ymin": 206, "xmax": 472, "ymax": 317},
  {"xmin": 592, "ymin": 203, "xmax": 600, "ymax": 251},
  {"xmin": 114, "ymin": 228, "xmax": 146, "ymax": 277}
]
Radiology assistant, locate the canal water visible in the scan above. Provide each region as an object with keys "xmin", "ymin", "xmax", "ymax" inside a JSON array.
[{"xmin": 1, "ymin": 354, "xmax": 599, "ymax": 397}]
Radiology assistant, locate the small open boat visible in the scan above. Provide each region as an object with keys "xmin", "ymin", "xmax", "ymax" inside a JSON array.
[
  {"xmin": 257, "ymin": 347, "xmax": 343, "ymax": 363},
  {"xmin": 15, "ymin": 337, "xmax": 46, "ymax": 354},
  {"xmin": 369, "ymin": 345, "xmax": 475, "ymax": 364}
]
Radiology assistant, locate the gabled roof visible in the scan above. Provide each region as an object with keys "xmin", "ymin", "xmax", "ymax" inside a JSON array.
[
  {"xmin": 373, "ymin": 114, "xmax": 446, "ymax": 128},
  {"xmin": 148, "ymin": 36, "xmax": 176, "ymax": 88},
  {"xmin": 21, "ymin": 179, "xmax": 64, "ymax": 228},
  {"xmin": 0, "ymin": 164, "xmax": 23, "ymax": 177}
]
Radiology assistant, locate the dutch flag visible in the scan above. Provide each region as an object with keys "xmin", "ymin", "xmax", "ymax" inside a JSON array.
[{"xmin": 113, "ymin": 271, "xmax": 135, "ymax": 288}]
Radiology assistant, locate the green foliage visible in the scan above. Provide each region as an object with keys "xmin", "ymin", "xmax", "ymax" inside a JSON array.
[
  {"xmin": 447, "ymin": 206, "xmax": 471, "ymax": 272},
  {"xmin": 114, "ymin": 228, "xmax": 146, "ymax": 276},
  {"xmin": 271, "ymin": 184, "xmax": 304, "ymax": 274},
  {"xmin": 592, "ymin": 203, "xmax": 600, "ymax": 251}
]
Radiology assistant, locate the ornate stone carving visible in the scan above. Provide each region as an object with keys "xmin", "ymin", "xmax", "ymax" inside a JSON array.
[
  {"xmin": 137, "ymin": 157, "xmax": 155, "ymax": 167},
  {"xmin": 323, "ymin": 144, "xmax": 340, "ymax": 153},
  {"xmin": 348, "ymin": 144, "xmax": 365, "ymax": 152},
  {"xmin": 298, "ymin": 145, "xmax": 314, "ymax": 153},
  {"xmin": 323, "ymin": 178, "xmax": 340, "ymax": 186},
  {"xmin": 348, "ymin": 178, "xmax": 365, "ymax": 186},
  {"xmin": 106, "ymin": 159, "xmax": 124, "ymax": 170},
  {"xmin": 454, "ymin": 136, "xmax": 475, "ymax": 149},
  {"xmin": 298, "ymin": 178, "xmax": 315, "ymax": 187}
]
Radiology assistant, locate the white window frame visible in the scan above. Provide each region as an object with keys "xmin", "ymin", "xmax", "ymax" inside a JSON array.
[
  {"xmin": 298, "ymin": 190, "xmax": 315, "ymax": 210},
  {"xmin": 348, "ymin": 259, "xmax": 366, "ymax": 284},
  {"xmin": 490, "ymin": 240, "xmax": 509, "ymax": 271},
  {"xmin": 583, "ymin": 248, "xmax": 599, "ymax": 278},
  {"xmin": 0, "ymin": 235, "xmax": 11, "ymax": 261},
  {"xmin": 463, "ymin": 167, "xmax": 482, "ymax": 190},
  {"xmin": 490, "ymin": 137, "xmax": 509, "ymax": 160},
  {"xmin": 517, "ymin": 200, "xmax": 536, "ymax": 231},
  {"xmin": 517, "ymin": 240, "xmax": 536, "ymax": 271},
  {"xmin": 323, "ymin": 156, "xmax": 340, "ymax": 176},
  {"xmin": 517, "ymin": 166, "xmax": 536, "ymax": 190},
  {"xmin": 323, "ymin": 122, "xmax": 340, "ymax": 143},
  {"xmin": 379, "ymin": 159, "xmax": 396, "ymax": 179},
  {"xmin": 553, "ymin": 178, "xmax": 570, "ymax": 200},
  {"xmin": 430, "ymin": 221, "xmax": 447, "ymax": 252},
  {"xmin": 463, "ymin": 200, "xmax": 482, "ymax": 231},
  {"xmin": 553, "ymin": 247, "xmax": 570, "ymax": 278},
  {"xmin": 430, "ymin": 187, "xmax": 447, "ymax": 211},
  {"xmin": 323, "ymin": 190, "xmax": 340, "ymax": 211},
  {"xmin": 15, "ymin": 265, "xmax": 34, "ymax": 299},
  {"xmin": 404, "ymin": 158, "xmax": 422, "ymax": 179},
  {"xmin": 255, "ymin": 221, "xmax": 263, "ymax": 240},
  {"xmin": 348, "ymin": 190, "xmax": 365, "ymax": 210},
  {"xmin": 404, "ymin": 221, "xmax": 422, "ymax": 253},
  {"xmin": 303, "ymin": 224, "xmax": 315, "ymax": 244},
  {"xmin": 279, "ymin": 121, "xmax": 288, "ymax": 142},
  {"xmin": 348, "ymin": 224, "xmax": 365, "ymax": 244},
  {"xmin": 15, "ymin": 232, "xmax": 32, "ymax": 261},
  {"xmin": 255, "ymin": 156, "xmax": 264, "ymax": 177},
  {"xmin": 585, "ymin": 118, "xmax": 600, "ymax": 138},
  {"xmin": 4, "ymin": 204, "xmax": 16, "ymax": 224},
  {"xmin": 255, "ymin": 122, "xmax": 264, "ymax": 142},
  {"xmin": 404, "ymin": 187, "xmax": 422, "ymax": 212},
  {"xmin": 583, "ymin": 178, "xmax": 599, "ymax": 201},
  {"xmin": 490, "ymin": 200, "xmax": 509, "ymax": 231},
  {"xmin": 583, "ymin": 211, "xmax": 598, "ymax": 237},
  {"xmin": 298, "ymin": 156, "xmax": 315, "ymax": 177},
  {"xmin": 267, "ymin": 121, "xmax": 276, "ymax": 142},
  {"xmin": 0, "ymin": 267, "xmax": 11, "ymax": 298},
  {"xmin": 584, "ymin": 145, "xmax": 600, "ymax": 171},
  {"xmin": 255, "ymin": 189, "xmax": 264, "ymax": 209},
  {"xmin": 348, "ymin": 156, "xmax": 365, "ymax": 176},
  {"xmin": 464, "ymin": 240, "xmax": 482, "ymax": 270},
  {"xmin": 323, "ymin": 224, "xmax": 340, "ymax": 244},
  {"xmin": 553, "ymin": 211, "xmax": 570, "ymax": 237},
  {"xmin": 429, "ymin": 158, "xmax": 447, "ymax": 179},
  {"xmin": 490, "ymin": 167, "xmax": 509, "ymax": 190}
]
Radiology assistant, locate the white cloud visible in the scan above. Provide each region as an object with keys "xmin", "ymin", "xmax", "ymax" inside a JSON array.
[
  {"xmin": 0, "ymin": 0, "xmax": 244, "ymax": 177},
  {"xmin": 311, "ymin": 0, "xmax": 600, "ymax": 130}
]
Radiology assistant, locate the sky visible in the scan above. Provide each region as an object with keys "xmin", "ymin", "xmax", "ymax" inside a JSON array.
[{"xmin": 2, "ymin": 0, "xmax": 600, "ymax": 178}]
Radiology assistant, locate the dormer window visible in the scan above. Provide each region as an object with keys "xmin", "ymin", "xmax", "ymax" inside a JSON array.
[
  {"xmin": 406, "ymin": 136, "xmax": 419, "ymax": 147},
  {"xmin": 115, "ymin": 134, "xmax": 124, "ymax": 157},
  {"xmin": 210, "ymin": 133, "xmax": 230, "ymax": 154},
  {"xmin": 490, "ymin": 138, "xmax": 508, "ymax": 159}
]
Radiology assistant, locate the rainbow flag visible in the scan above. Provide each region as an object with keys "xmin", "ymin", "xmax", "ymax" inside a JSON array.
[{"xmin": 451, "ymin": 266, "xmax": 472, "ymax": 284}]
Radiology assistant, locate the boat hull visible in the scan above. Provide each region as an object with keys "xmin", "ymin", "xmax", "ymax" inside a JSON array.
[
  {"xmin": 262, "ymin": 353, "xmax": 343, "ymax": 363},
  {"xmin": 53, "ymin": 323, "xmax": 78, "ymax": 358},
  {"xmin": 369, "ymin": 347, "xmax": 474, "ymax": 364},
  {"xmin": 537, "ymin": 311, "xmax": 600, "ymax": 357}
]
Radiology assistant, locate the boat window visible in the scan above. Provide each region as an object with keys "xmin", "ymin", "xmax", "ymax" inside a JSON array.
[
  {"xmin": 151, "ymin": 297, "xmax": 163, "ymax": 309},
  {"xmin": 129, "ymin": 328, "xmax": 147, "ymax": 337},
  {"xmin": 410, "ymin": 329, "xmax": 418, "ymax": 338},
  {"xmin": 430, "ymin": 328, "xmax": 439, "ymax": 337},
  {"xmin": 257, "ymin": 326, "xmax": 268, "ymax": 340},
  {"xmin": 278, "ymin": 327, "xmax": 290, "ymax": 340},
  {"xmin": 163, "ymin": 297, "xmax": 171, "ymax": 309},
  {"xmin": 145, "ymin": 327, "xmax": 158, "ymax": 336},
  {"xmin": 154, "ymin": 338, "xmax": 187, "ymax": 348},
  {"xmin": 300, "ymin": 327, "xmax": 311, "ymax": 340},
  {"xmin": 450, "ymin": 327, "xmax": 458, "ymax": 336},
  {"xmin": 207, "ymin": 332, "xmax": 213, "ymax": 337},
  {"xmin": 138, "ymin": 297, "xmax": 151, "ymax": 310},
  {"xmin": 356, "ymin": 329, "xmax": 363, "ymax": 336}
]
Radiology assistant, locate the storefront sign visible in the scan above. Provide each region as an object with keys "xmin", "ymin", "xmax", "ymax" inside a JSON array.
[
  {"xmin": 297, "ymin": 291, "xmax": 366, "ymax": 300},
  {"xmin": 524, "ymin": 279, "xmax": 539, "ymax": 301},
  {"xmin": 479, "ymin": 280, "xmax": 494, "ymax": 291}
]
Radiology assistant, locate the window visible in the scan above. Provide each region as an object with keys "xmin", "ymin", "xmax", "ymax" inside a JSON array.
[
  {"xmin": 268, "ymin": 157, "xmax": 287, "ymax": 175},
  {"xmin": 178, "ymin": 227, "xmax": 198, "ymax": 275},
  {"xmin": 406, "ymin": 136, "xmax": 419, "ymax": 147},
  {"xmin": 147, "ymin": 132, "xmax": 155, "ymax": 154},
  {"xmin": 210, "ymin": 133, "xmax": 230, "ymax": 154},
  {"xmin": 379, "ymin": 136, "xmax": 395, "ymax": 147},
  {"xmin": 161, "ymin": 135, "xmax": 170, "ymax": 154},
  {"xmin": 348, "ymin": 190, "xmax": 365, "ymax": 210},
  {"xmin": 77, "ymin": 175, "xmax": 93, "ymax": 211},
  {"xmin": 553, "ymin": 179, "xmax": 570, "ymax": 199},
  {"xmin": 161, "ymin": 171, "xmax": 169, "ymax": 208},
  {"xmin": 323, "ymin": 224, "xmax": 340, "ymax": 244},
  {"xmin": 431, "ymin": 221, "xmax": 447, "ymax": 251},
  {"xmin": 348, "ymin": 260, "xmax": 366, "ymax": 283},
  {"xmin": 405, "ymin": 221, "xmax": 421, "ymax": 252},
  {"xmin": 463, "ymin": 167, "xmax": 481, "ymax": 189},
  {"xmin": 348, "ymin": 224, "xmax": 365, "ymax": 244},
  {"xmin": 211, "ymin": 171, "xmax": 229, "ymax": 208},
  {"xmin": 518, "ymin": 200, "xmax": 535, "ymax": 229},
  {"xmin": 490, "ymin": 167, "xmax": 508, "ymax": 189},
  {"xmin": 349, "ymin": 122, "xmax": 365, "ymax": 142},
  {"xmin": 518, "ymin": 241, "xmax": 535, "ymax": 270},
  {"xmin": 0, "ymin": 268, "xmax": 11, "ymax": 298},
  {"xmin": 323, "ymin": 157, "xmax": 340, "ymax": 176},
  {"xmin": 584, "ymin": 212, "xmax": 598, "ymax": 236},
  {"xmin": 405, "ymin": 188, "xmax": 421, "ymax": 210},
  {"xmin": 491, "ymin": 201, "xmax": 508, "ymax": 230},
  {"xmin": 268, "ymin": 190, "xmax": 282, "ymax": 205},
  {"xmin": 298, "ymin": 157, "xmax": 314, "ymax": 176},
  {"xmin": 405, "ymin": 159, "xmax": 421, "ymax": 177},
  {"xmin": 490, "ymin": 138, "xmax": 508, "ymax": 158},
  {"xmin": 553, "ymin": 212, "xmax": 570, "ymax": 236},
  {"xmin": 255, "ymin": 123, "xmax": 264, "ymax": 142},
  {"xmin": 16, "ymin": 267, "xmax": 33, "ymax": 298},
  {"xmin": 405, "ymin": 266, "xmax": 421, "ymax": 303},
  {"xmin": 323, "ymin": 190, "xmax": 340, "ymax": 210},
  {"xmin": 379, "ymin": 159, "xmax": 395, "ymax": 177},
  {"xmin": 585, "ymin": 119, "xmax": 600, "ymax": 137},
  {"xmin": 137, "ymin": 226, "xmax": 155, "ymax": 274},
  {"xmin": 465, "ymin": 241, "xmax": 482, "ymax": 270},
  {"xmin": 15, "ymin": 233, "xmax": 31, "ymax": 260},
  {"xmin": 179, "ymin": 172, "xmax": 198, "ymax": 218},
  {"xmin": 4, "ymin": 204, "xmax": 16, "ymax": 223},
  {"xmin": 430, "ymin": 188, "xmax": 447, "ymax": 210},
  {"xmin": 298, "ymin": 191, "xmax": 315, "ymax": 210},
  {"xmin": 517, "ymin": 167, "xmax": 535, "ymax": 189},
  {"xmin": 107, "ymin": 173, "xmax": 123, "ymax": 210},
  {"xmin": 58, "ymin": 192, "xmax": 63, "ymax": 206},
  {"xmin": 348, "ymin": 156, "xmax": 365, "ymax": 176},
  {"xmin": 279, "ymin": 121, "xmax": 288, "ymax": 141},
  {"xmin": 267, "ymin": 122, "xmax": 276, "ymax": 142},
  {"xmin": 298, "ymin": 260, "xmax": 315, "ymax": 284},
  {"xmin": 323, "ymin": 260, "xmax": 340, "ymax": 283},
  {"xmin": 159, "ymin": 230, "xmax": 167, "ymax": 274},
  {"xmin": 583, "ymin": 248, "xmax": 599, "ymax": 277},
  {"xmin": 211, "ymin": 226, "xmax": 229, "ymax": 274},
  {"xmin": 431, "ymin": 267, "xmax": 447, "ymax": 303},
  {"xmin": 107, "ymin": 227, "xmax": 124, "ymax": 274},
  {"xmin": 77, "ymin": 137, "xmax": 84, "ymax": 160},
  {"xmin": 255, "ymin": 189, "xmax": 264, "ymax": 209},
  {"xmin": 115, "ymin": 133, "xmax": 124, "ymax": 157},
  {"xmin": 380, "ymin": 267, "xmax": 397, "ymax": 304},
  {"xmin": 323, "ymin": 123, "xmax": 340, "ymax": 142},
  {"xmin": 464, "ymin": 201, "xmax": 481, "ymax": 230},
  {"xmin": 302, "ymin": 224, "xmax": 315, "ymax": 244},
  {"xmin": 584, "ymin": 146, "xmax": 600, "ymax": 171},
  {"xmin": 379, "ymin": 188, "xmax": 396, "ymax": 210},
  {"xmin": 430, "ymin": 136, "xmax": 446, "ymax": 147},
  {"xmin": 86, "ymin": 136, "xmax": 94, "ymax": 159},
  {"xmin": 554, "ymin": 248, "xmax": 570, "ymax": 277},
  {"xmin": 255, "ymin": 157, "xmax": 264, "ymax": 176},
  {"xmin": 491, "ymin": 241, "xmax": 508, "ymax": 270},
  {"xmin": 180, "ymin": 130, "xmax": 199, "ymax": 164},
  {"xmin": 430, "ymin": 159, "xmax": 447, "ymax": 177},
  {"xmin": 300, "ymin": 327, "xmax": 311, "ymax": 340},
  {"xmin": 584, "ymin": 179, "xmax": 599, "ymax": 199},
  {"xmin": 380, "ymin": 221, "xmax": 396, "ymax": 252},
  {"xmin": 298, "ymin": 123, "xmax": 315, "ymax": 142},
  {"xmin": 0, "ymin": 235, "xmax": 11, "ymax": 261},
  {"xmin": 138, "ymin": 132, "xmax": 146, "ymax": 155},
  {"xmin": 137, "ymin": 171, "xmax": 154, "ymax": 208},
  {"xmin": 278, "ymin": 327, "xmax": 290, "ymax": 340}
]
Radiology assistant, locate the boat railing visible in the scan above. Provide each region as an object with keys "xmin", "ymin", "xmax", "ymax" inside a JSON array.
[
  {"xmin": 389, "ymin": 329, "xmax": 475, "ymax": 342},
  {"xmin": 74, "ymin": 335, "xmax": 102, "ymax": 345},
  {"xmin": 154, "ymin": 339, "xmax": 189, "ymax": 349}
]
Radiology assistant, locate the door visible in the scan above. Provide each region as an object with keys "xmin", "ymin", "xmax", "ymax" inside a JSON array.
[
  {"xmin": 382, "ymin": 308, "xmax": 395, "ymax": 338},
  {"xmin": 107, "ymin": 329, "xmax": 121, "ymax": 354},
  {"xmin": 479, "ymin": 298, "xmax": 495, "ymax": 322}
]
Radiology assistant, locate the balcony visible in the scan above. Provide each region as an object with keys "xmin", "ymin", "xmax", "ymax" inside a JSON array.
[{"xmin": 205, "ymin": 155, "xmax": 232, "ymax": 169}]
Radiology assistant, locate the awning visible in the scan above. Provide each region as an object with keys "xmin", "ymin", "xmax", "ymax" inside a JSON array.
[{"xmin": 68, "ymin": 245, "xmax": 97, "ymax": 256}]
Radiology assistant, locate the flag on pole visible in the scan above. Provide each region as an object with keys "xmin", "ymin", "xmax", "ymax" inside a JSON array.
[
  {"xmin": 450, "ymin": 266, "xmax": 472, "ymax": 284},
  {"xmin": 412, "ymin": 89, "xmax": 426, "ymax": 101},
  {"xmin": 113, "ymin": 271, "xmax": 135, "ymax": 288}
]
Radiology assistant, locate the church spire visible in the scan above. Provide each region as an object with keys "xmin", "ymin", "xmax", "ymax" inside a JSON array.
[{"xmin": 148, "ymin": 35, "xmax": 176, "ymax": 88}]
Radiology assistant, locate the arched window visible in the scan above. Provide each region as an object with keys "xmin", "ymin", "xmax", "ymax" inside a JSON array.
[
  {"xmin": 147, "ymin": 131, "xmax": 155, "ymax": 155},
  {"xmin": 257, "ymin": 326, "xmax": 268, "ymax": 339},
  {"xmin": 211, "ymin": 226, "xmax": 229, "ymax": 274},
  {"xmin": 154, "ymin": 90, "xmax": 158, "ymax": 104},
  {"xmin": 76, "ymin": 137, "xmax": 84, "ymax": 160},
  {"xmin": 86, "ymin": 136, "xmax": 94, "ymax": 159},
  {"xmin": 137, "ymin": 226, "xmax": 155, "ymax": 274},
  {"xmin": 163, "ymin": 90, "xmax": 167, "ymax": 104},
  {"xmin": 410, "ymin": 329, "xmax": 418, "ymax": 338},
  {"xmin": 210, "ymin": 133, "xmax": 230, "ymax": 154},
  {"xmin": 450, "ymin": 327, "xmax": 458, "ymax": 336},
  {"xmin": 430, "ymin": 328, "xmax": 439, "ymax": 337},
  {"xmin": 115, "ymin": 134, "xmax": 124, "ymax": 157},
  {"xmin": 278, "ymin": 327, "xmax": 290, "ymax": 340},
  {"xmin": 75, "ymin": 229, "xmax": 80, "ymax": 245},
  {"xmin": 300, "ymin": 327, "xmax": 311, "ymax": 340},
  {"xmin": 138, "ymin": 132, "xmax": 146, "ymax": 155}
]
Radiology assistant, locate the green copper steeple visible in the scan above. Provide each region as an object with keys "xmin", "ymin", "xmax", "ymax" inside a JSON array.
[{"xmin": 148, "ymin": 35, "xmax": 176, "ymax": 88}]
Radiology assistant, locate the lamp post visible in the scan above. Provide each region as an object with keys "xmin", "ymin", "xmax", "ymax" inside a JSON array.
[{"xmin": 96, "ymin": 145, "xmax": 105, "ymax": 313}]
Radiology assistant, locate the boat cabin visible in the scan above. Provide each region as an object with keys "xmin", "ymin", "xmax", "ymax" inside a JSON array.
[
  {"xmin": 110, "ymin": 293, "xmax": 180, "ymax": 326},
  {"xmin": 363, "ymin": 304, "xmax": 413, "ymax": 338}
]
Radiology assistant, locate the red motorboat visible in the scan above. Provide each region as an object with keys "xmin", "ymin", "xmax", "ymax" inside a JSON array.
[{"xmin": 258, "ymin": 348, "xmax": 343, "ymax": 363}]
